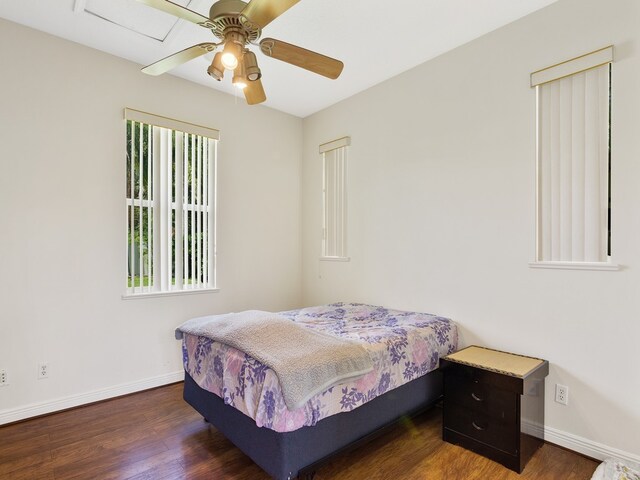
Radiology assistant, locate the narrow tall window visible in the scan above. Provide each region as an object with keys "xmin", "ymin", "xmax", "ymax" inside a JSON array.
[
  {"xmin": 531, "ymin": 47, "xmax": 617, "ymax": 270},
  {"xmin": 124, "ymin": 108, "xmax": 218, "ymax": 296},
  {"xmin": 320, "ymin": 137, "xmax": 350, "ymax": 260}
]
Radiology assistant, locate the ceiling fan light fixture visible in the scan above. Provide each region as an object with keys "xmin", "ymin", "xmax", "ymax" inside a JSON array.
[
  {"xmin": 221, "ymin": 52, "xmax": 238, "ymax": 70},
  {"xmin": 207, "ymin": 52, "xmax": 225, "ymax": 81},
  {"xmin": 243, "ymin": 50, "xmax": 262, "ymax": 81},
  {"xmin": 221, "ymin": 40, "xmax": 242, "ymax": 70},
  {"xmin": 232, "ymin": 59, "xmax": 248, "ymax": 90}
]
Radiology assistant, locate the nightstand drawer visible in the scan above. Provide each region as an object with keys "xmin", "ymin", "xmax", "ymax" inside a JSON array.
[
  {"xmin": 445, "ymin": 373, "xmax": 518, "ymax": 423},
  {"xmin": 444, "ymin": 402, "xmax": 518, "ymax": 455}
]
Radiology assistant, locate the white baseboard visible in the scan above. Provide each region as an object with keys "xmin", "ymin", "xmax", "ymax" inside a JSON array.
[
  {"xmin": 0, "ymin": 370, "xmax": 184, "ymax": 426},
  {"xmin": 543, "ymin": 424, "xmax": 640, "ymax": 465}
]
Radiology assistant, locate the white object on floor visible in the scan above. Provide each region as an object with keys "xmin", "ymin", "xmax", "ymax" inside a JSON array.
[{"xmin": 592, "ymin": 458, "xmax": 640, "ymax": 480}]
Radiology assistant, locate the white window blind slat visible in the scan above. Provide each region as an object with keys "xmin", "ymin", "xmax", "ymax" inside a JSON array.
[
  {"xmin": 152, "ymin": 127, "xmax": 161, "ymax": 290},
  {"xmin": 129, "ymin": 122, "xmax": 136, "ymax": 293},
  {"xmin": 559, "ymin": 76, "xmax": 573, "ymax": 261},
  {"xmin": 196, "ymin": 135, "xmax": 202, "ymax": 288},
  {"xmin": 146, "ymin": 124, "xmax": 152, "ymax": 293},
  {"xmin": 175, "ymin": 132, "xmax": 183, "ymax": 289},
  {"xmin": 599, "ymin": 68, "xmax": 609, "ymax": 259},
  {"xmin": 190, "ymin": 134, "xmax": 195, "ymax": 289},
  {"xmin": 550, "ymin": 80, "xmax": 561, "ymax": 261},
  {"xmin": 166, "ymin": 130, "xmax": 173, "ymax": 289},
  {"xmin": 158, "ymin": 128, "xmax": 169, "ymax": 292},
  {"xmin": 571, "ymin": 73, "xmax": 586, "ymax": 261},
  {"xmin": 584, "ymin": 67, "xmax": 607, "ymax": 262},
  {"xmin": 208, "ymin": 138, "xmax": 217, "ymax": 286},
  {"xmin": 138, "ymin": 123, "xmax": 144, "ymax": 289},
  {"xmin": 203, "ymin": 139, "xmax": 208, "ymax": 287},
  {"xmin": 183, "ymin": 136, "xmax": 188, "ymax": 288},
  {"xmin": 539, "ymin": 86, "xmax": 551, "ymax": 261}
]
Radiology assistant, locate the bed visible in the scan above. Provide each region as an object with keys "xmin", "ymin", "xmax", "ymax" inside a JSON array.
[{"xmin": 179, "ymin": 303, "xmax": 458, "ymax": 479}]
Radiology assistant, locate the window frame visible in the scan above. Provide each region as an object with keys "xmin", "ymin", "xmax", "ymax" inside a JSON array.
[
  {"xmin": 123, "ymin": 108, "xmax": 219, "ymax": 298},
  {"xmin": 320, "ymin": 136, "xmax": 350, "ymax": 262},
  {"xmin": 529, "ymin": 47, "xmax": 619, "ymax": 271}
]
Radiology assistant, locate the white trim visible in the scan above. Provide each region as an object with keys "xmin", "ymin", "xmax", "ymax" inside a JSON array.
[
  {"xmin": 124, "ymin": 108, "xmax": 220, "ymax": 140},
  {"xmin": 319, "ymin": 136, "xmax": 351, "ymax": 153},
  {"xmin": 543, "ymin": 424, "xmax": 640, "ymax": 464},
  {"xmin": 531, "ymin": 46, "xmax": 613, "ymax": 87},
  {"xmin": 0, "ymin": 370, "xmax": 184, "ymax": 426},
  {"xmin": 319, "ymin": 256, "xmax": 351, "ymax": 262},
  {"xmin": 122, "ymin": 287, "xmax": 220, "ymax": 300},
  {"xmin": 529, "ymin": 261, "xmax": 619, "ymax": 271}
]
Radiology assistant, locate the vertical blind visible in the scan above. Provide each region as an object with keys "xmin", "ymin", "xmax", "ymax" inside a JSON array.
[
  {"xmin": 125, "ymin": 109, "xmax": 218, "ymax": 295},
  {"xmin": 533, "ymin": 48, "xmax": 612, "ymax": 263},
  {"xmin": 320, "ymin": 137, "xmax": 350, "ymax": 259}
]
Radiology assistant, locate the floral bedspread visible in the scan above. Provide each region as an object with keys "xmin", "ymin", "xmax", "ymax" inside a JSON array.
[{"xmin": 182, "ymin": 303, "xmax": 458, "ymax": 433}]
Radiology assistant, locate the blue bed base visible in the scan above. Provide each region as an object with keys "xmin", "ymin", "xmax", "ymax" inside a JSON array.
[{"xmin": 183, "ymin": 369, "xmax": 442, "ymax": 479}]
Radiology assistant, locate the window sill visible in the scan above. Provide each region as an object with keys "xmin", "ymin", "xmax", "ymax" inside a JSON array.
[
  {"xmin": 122, "ymin": 287, "xmax": 220, "ymax": 300},
  {"xmin": 320, "ymin": 256, "xmax": 350, "ymax": 262},
  {"xmin": 528, "ymin": 261, "xmax": 619, "ymax": 271}
]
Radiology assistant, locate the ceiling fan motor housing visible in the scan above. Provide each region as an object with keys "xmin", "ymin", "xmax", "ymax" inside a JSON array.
[{"xmin": 208, "ymin": 0, "xmax": 260, "ymax": 43}]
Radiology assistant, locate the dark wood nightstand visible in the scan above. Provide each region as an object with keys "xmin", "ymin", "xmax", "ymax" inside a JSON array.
[{"xmin": 440, "ymin": 346, "xmax": 549, "ymax": 473}]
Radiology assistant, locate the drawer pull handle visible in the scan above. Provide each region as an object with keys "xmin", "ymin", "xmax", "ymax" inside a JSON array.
[
  {"xmin": 471, "ymin": 392, "xmax": 483, "ymax": 402},
  {"xmin": 472, "ymin": 421, "xmax": 486, "ymax": 431}
]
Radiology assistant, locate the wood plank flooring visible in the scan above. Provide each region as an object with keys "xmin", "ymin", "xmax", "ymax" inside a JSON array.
[{"xmin": 0, "ymin": 383, "xmax": 598, "ymax": 479}]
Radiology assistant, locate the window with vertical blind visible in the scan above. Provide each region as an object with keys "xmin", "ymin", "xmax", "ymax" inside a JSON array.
[
  {"xmin": 530, "ymin": 46, "xmax": 618, "ymax": 270},
  {"xmin": 320, "ymin": 137, "xmax": 350, "ymax": 260},
  {"xmin": 124, "ymin": 108, "xmax": 218, "ymax": 297}
]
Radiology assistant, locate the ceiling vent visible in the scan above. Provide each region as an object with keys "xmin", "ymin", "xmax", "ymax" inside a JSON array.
[{"xmin": 81, "ymin": 0, "xmax": 195, "ymax": 41}]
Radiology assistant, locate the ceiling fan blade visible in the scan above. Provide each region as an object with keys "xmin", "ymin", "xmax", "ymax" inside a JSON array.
[
  {"xmin": 135, "ymin": 0, "xmax": 214, "ymax": 28},
  {"xmin": 240, "ymin": 0, "xmax": 300, "ymax": 29},
  {"xmin": 260, "ymin": 38, "xmax": 344, "ymax": 79},
  {"xmin": 244, "ymin": 79, "xmax": 267, "ymax": 105},
  {"xmin": 142, "ymin": 43, "xmax": 217, "ymax": 76}
]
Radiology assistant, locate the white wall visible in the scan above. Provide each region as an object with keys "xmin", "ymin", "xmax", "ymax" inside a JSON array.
[
  {"xmin": 0, "ymin": 19, "xmax": 302, "ymax": 419},
  {"xmin": 302, "ymin": 0, "xmax": 639, "ymax": 460}
]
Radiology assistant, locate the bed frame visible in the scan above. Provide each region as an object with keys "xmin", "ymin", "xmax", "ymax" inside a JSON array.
[{"xmin": 184, "ymin": 369, "xmax": 443, "ymax": 479}]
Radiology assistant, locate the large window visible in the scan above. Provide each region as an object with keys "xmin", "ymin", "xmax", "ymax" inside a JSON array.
[
  {"xmin": 124, "ymin": 108, "xmax": 218, "ymax": 296},
  {"xmin": 530, "ymin": 47, "xmax": 617, "ymax": 270},
  {"xmin": 320, "ymin": 136, "xmax": 350, "ymax": 260}
]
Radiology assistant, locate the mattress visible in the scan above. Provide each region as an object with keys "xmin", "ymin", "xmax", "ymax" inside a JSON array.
[{"xmin": 182, "ymin": 302, "xmax": 458, "ymax": 433}]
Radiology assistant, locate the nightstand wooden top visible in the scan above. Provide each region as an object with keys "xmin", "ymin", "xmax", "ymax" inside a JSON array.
[{"xmin": 443, "ymin": 346, "xmax": 546, "ymax": 378}]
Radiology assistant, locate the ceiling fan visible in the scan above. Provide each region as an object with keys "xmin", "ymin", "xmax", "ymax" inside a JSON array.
[{"xmin": 136, "ymin": 0, "xmax": 344, "ymax": 105}]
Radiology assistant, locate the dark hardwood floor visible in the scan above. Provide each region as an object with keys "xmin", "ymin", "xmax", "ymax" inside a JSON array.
[{"xmin": 0, "ymin": 383, "xmax": 598, "ymax": 479}]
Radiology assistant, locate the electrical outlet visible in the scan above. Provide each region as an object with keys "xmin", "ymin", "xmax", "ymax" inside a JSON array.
[
  {"xmin": 555, "ymin": 384, "xmax": 569, "ymax": 405},
  {"xmin": 0, "ymin": 369, "xmax": 7, "ymax": 386},
  {"xmin": 38, "ymin": 363, "xmax": 49, "ymax": 380}
]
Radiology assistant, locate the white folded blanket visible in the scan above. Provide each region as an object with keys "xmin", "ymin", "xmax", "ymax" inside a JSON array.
[
  {"xmin": 176, "ymin": 310, "xmax": 374, "ymax": 410},
  {"xmin": 591, "ymin": 458, "xmax": 640, "ymax": 480}
]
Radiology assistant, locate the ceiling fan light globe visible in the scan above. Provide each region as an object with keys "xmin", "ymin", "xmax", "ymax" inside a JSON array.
[
  {"xmin": 207, "ymin": 65, "xmax": 224, "ymax": 81},
  {"xmin": 233, "ymin": 79, "xmax": 247, "ymax": 89},
  {"xmin": 246, "ymin": 69, "xmax": 261, "ymax": 81},
  {"xmin": 221, "ymin": 52, "xmax": 238, "ymax": 70},
  {"xmin": 207, "ymin": 52, "xmax": 225, "ymax": 81},
  {"xmin": 243, "ymin": 50, "xmax": 261, "ymax": 81}
]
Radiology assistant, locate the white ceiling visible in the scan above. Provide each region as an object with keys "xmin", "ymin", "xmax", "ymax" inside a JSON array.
[{"xmin": 0, "ymin": 0, "xmax": 558, "ymax": 117}]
